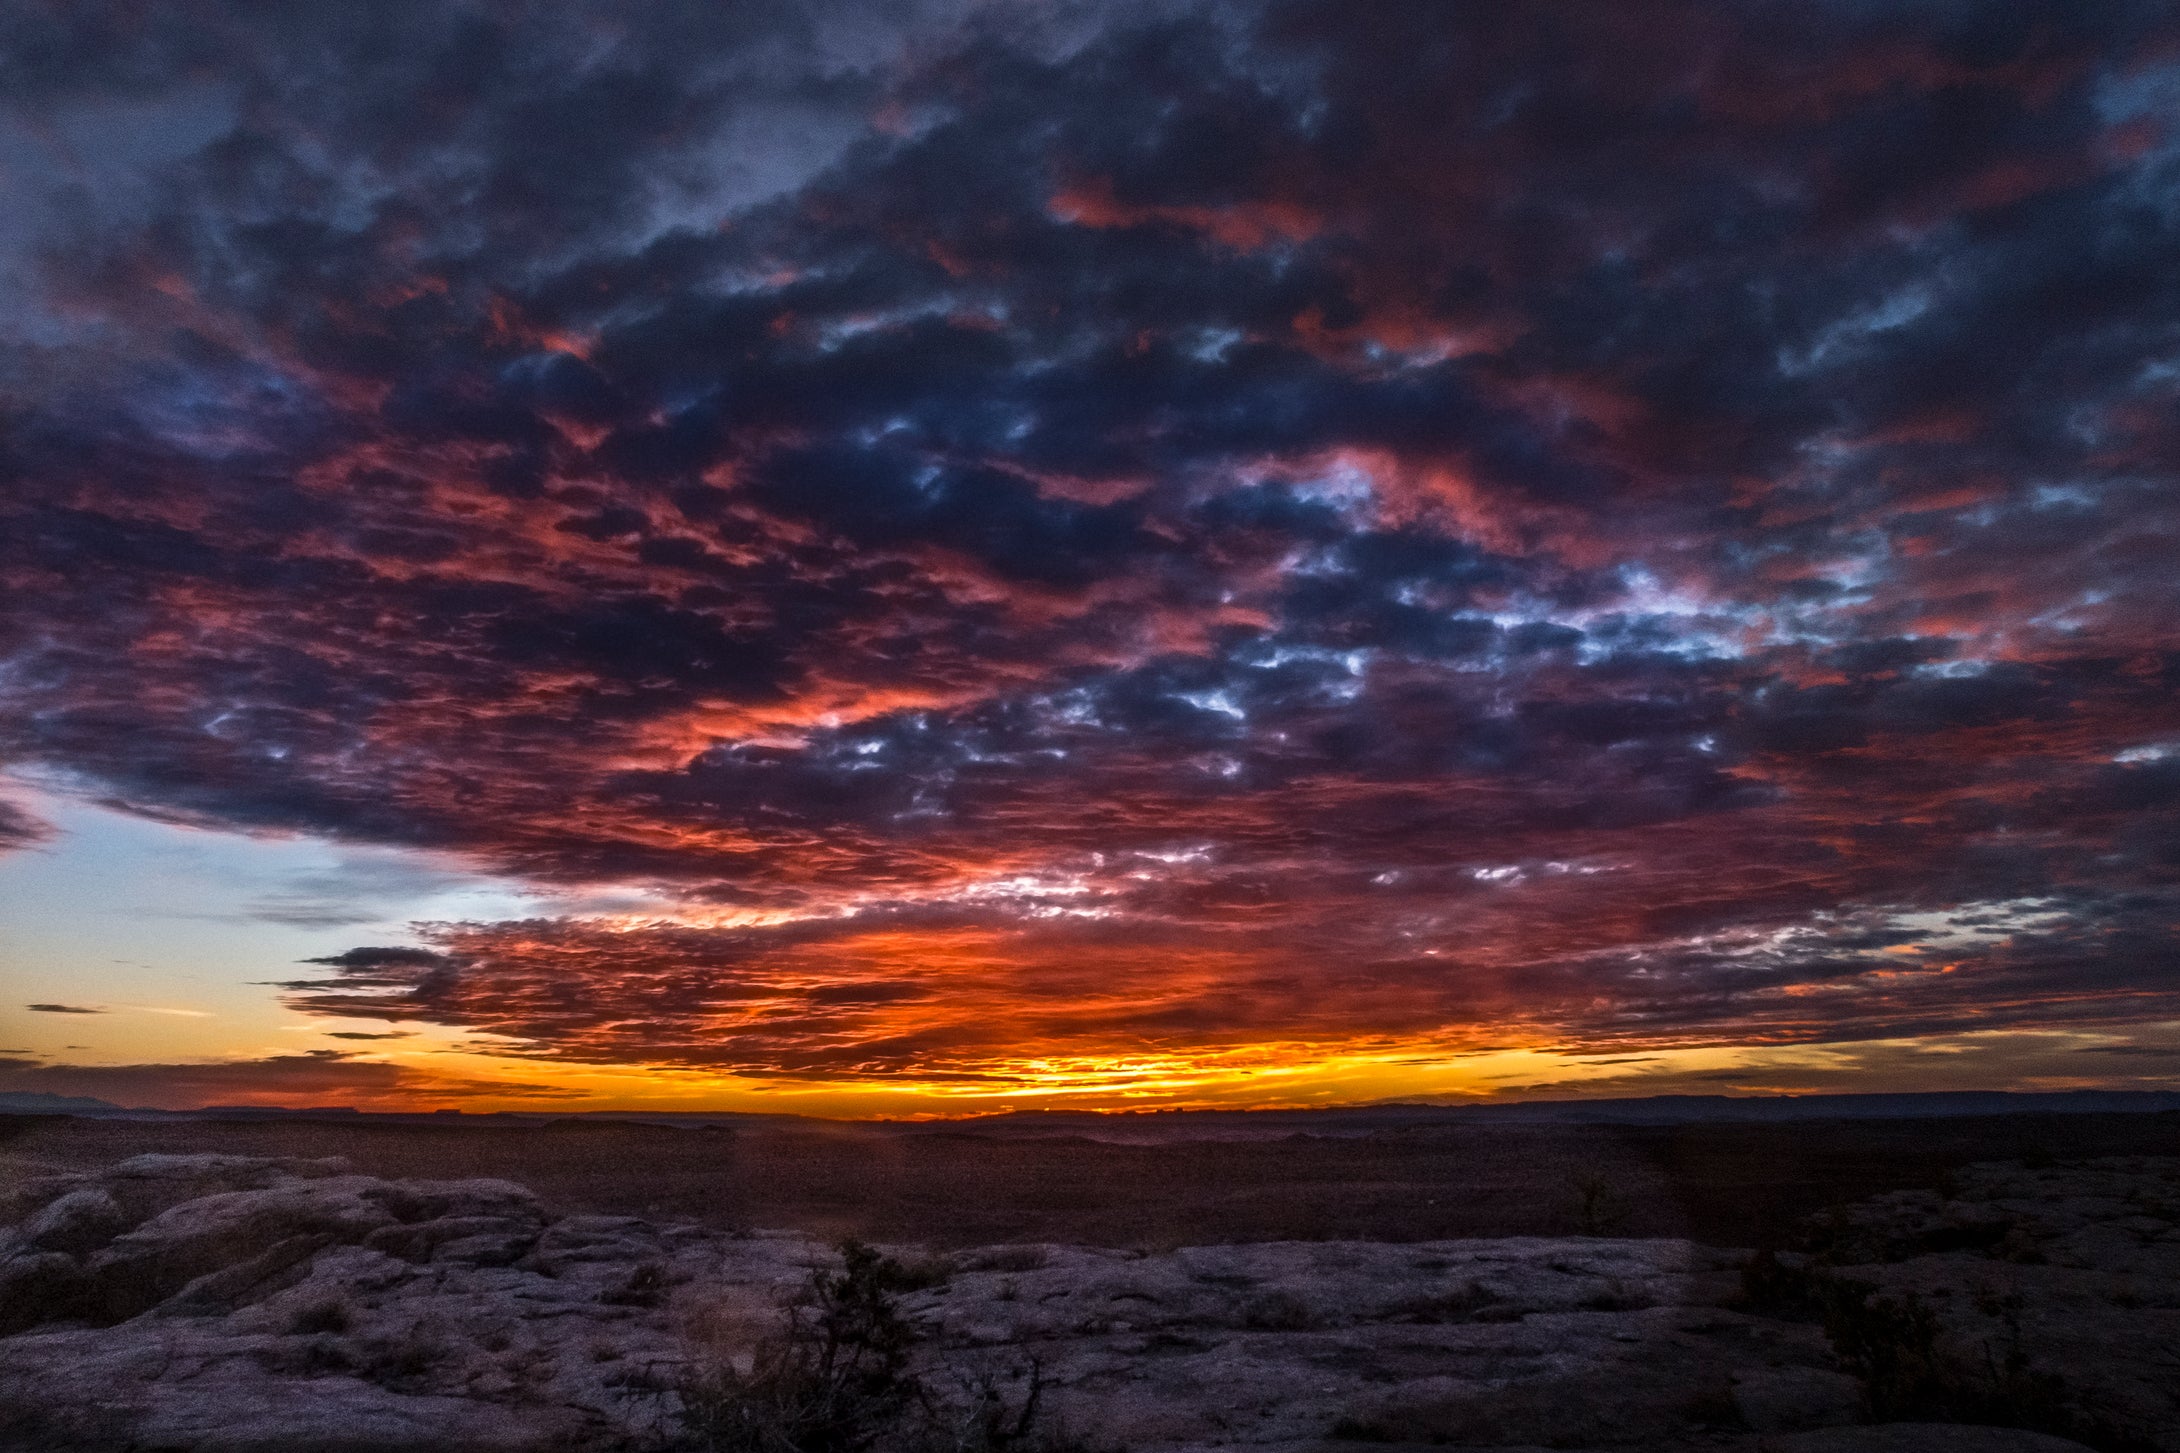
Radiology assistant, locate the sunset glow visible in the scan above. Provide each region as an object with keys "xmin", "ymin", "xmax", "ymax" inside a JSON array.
[{"xmin": 4, "ymin": 1, "xmax": 2179, "ymax": 1114}]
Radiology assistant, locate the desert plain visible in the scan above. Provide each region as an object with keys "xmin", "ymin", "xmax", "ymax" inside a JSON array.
[{"xmin": 3, "ymin": 1104, "xmax": 2178, "ymax": 1453}]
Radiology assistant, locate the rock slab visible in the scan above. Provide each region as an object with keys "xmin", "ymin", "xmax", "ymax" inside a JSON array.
[{"xmin": 4, "ymin": 1151, "xmax": 2170, "ymax": 1452}]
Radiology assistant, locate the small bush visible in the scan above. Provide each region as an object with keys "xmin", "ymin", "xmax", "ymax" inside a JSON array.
[
  {"xmin": 663, "ymin": 1244, "xmax": 1093, "ymax": 1453},
  {"xmin": 1816, "ymin": 1277, "xmax": 1945, "ymax": 1417},
  {"xmin": 1568, "ymin": 1172, "xmax": 1629, "ymax": 1236},
  {"xmin": 1737, "ymin": 1247, "xmax": 1816, "ymax": 1314},
  {"xmin": 1815, "ymin": 1275, "xmax": 2155, "ymax": 1451},
  {"xmin": 1239, "ymin": 1290, "xmax": 1315, "ymax": 1330},
  {"xmin": 1676, "ymin": 1379, "xmax": 1749, "ymax": 1432},
  {"xmin": 1581, "ymin": 1276, "xmax": 1649, "ymax": 1312},
  {"xmin": 287, "ymin": 1294, "xmax": 353, "ymax": 1335},
  {"xmin": 1385, "ymin": 1280, "xmax": 1489, "ymax": 1324},
  {"xmin": 1326, "ymin": 1415, "xmax": 1390, "ymax": 1443},
  {"xmin": 0, "ymin": 1391, "xmax": 133, "ymax": 1450},
  {"xmin": 668, "ymin": 1240, "xmax": 923, "ymax": 1453},
  {"xmin": 604, "ymin": 1261, "xmax": 671, "ymax": 1307},
  {"xmin": 356, "ymin": 1322, "xmax": 449, "ymax": 1391},
  {"xmin": 0, "ymin": 1256, "xmax": 91, "ymax": 1335},
  {"xmin": 916, "ymin": 1362, "xmax": 1056, "ymax": 1453},
  {"xmin": 889, "ymin": 1253, "xmax": 954, "ymax": 1292}
]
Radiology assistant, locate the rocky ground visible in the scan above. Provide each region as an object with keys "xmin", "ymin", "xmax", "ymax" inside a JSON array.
[{"xmin": 0, "ymin": 1151, "xmax": 2172, "ymax": 1452}]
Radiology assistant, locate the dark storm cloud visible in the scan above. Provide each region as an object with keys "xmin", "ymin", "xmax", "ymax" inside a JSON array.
[
  {"xmin": 302, "ymin": 947, "xmax": 462, "ymax": 969},
  {"xmin": 4, "ymin": 0, "xmax": 2180, "ymax": 1084},
  {"xmin": 0, "ymin": 795, "xmax": 49, "ymax": 852},
  {"xmin": 0, "ymin": 1052, "xmax": 580, "ymax": 1110}
]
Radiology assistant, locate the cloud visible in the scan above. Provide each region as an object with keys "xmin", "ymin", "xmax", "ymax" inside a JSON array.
[
  {"xmin": 0, "ymin": 795, "xmax": 51, "ymax": 853},
  {"xmin": 25, "ymin": 1004, "xmax": 103, "ymax": 1015},
  {"xmin": 3, "ymin": 1, "xmax": 2179, "ymax": 1096},
  {"xmin": 273, "ymin": 875, "xmax": 2180, "ymax": 1083},
  {"xmin": 0, "ymin": 1051, "xmax": 584, "ymax": 1111},
  {"xmin": 1493, "ymin": 1025, "xmax": 2180, "ymax": 1100}
]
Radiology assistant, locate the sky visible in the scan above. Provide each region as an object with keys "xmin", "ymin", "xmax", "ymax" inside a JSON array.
[{"xmin": 3, "ymin": 0, "xmax": 2179, "ymax": 1115}]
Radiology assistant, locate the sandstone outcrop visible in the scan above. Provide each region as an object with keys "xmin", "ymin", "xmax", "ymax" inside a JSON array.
[
  {"xmin": 3, "ymin": 1151, "xmax": 2168, "ymax": 1452},
  {"xmin": 1780, "ymin": 1157, "xmax": 2180, "ymax": 1451}
]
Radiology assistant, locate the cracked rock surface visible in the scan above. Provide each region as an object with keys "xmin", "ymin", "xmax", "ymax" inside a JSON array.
[
  {"xmin": 1788, "ymin": 1157, "xmax": 2180, "ymax": 1453},
  {"xmin": 3, "ymin": 1151, "xmax": 2168, "ymax": 1452}
]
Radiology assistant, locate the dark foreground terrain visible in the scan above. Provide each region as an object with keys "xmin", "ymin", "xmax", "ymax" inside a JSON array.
[
  {"xmin": 2, "ymin": 1112, "xmax": 2177, "ymax": 1452},
  {"xmin": 6, "ymin": 1107, "xmax": 2180, "ymax": 1248}
]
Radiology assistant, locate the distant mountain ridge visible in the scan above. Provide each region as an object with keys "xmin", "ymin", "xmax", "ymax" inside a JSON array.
[
  {"xmin": 0, "ymin": 1091, "xmax": 131, "ymax": 1115},
  {"xmin": 3, "ymin": 1087, "xmax": 2177, "ymax": 1133},
  {"xmin": 923, "ymin": 1090, "xmax": 2180, "ymax": 1140}
]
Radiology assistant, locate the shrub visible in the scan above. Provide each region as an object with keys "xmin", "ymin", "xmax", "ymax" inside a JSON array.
[
  {"xmin": 669, "ymin": 1241, "xmax": 924, "ymax": 1453},
  {"xmin": 1581, "ymin": 1276, "xmax": 1649, "ymax": 1312},
  {"xmin": 1385, "ymin": 1280, "xmax": 1489, "ymax": 1324},
  {"xmin": 287, "ymin": 1293, "xmax": 353, "ymax": 1335},
  {"xmin": 664, "ymin": 1243, "xmax": 1093, "ymax": 1453},
  {"xmin": 915, "ymin": 1361, "xmax": 1057, "ymax": 1453},
  {"xmin": 1568, "ymin": 1172, "xmax": 1628, "ymax": 1236},
  {"xmin": 355, "ymin": 1321, "xmax": 450, "ymax": 1391},
  {"xmin": 1326, "ymin": 1414, "xmax": 1391, "ymax": 1443},
  {"xmin": 889, "ymin": 1253, "xmax": 955, "ymax": 1292},
  {"xmin": 0, "ymin": 1392, "xmax": 133, "ymax": 1450},
  {"xmin": 1239, "ymin": 1289, "xmax": 1315, "ymax": 1330},
  {"xmin": 1818, "ymin": 1278, "xmax": 1945, "ymax": 1419},
  {"xmin": 604, "ymin": 1261, "xmax": 672, "ymax": 1307},
  {"xmin": 1736, "ymin": 1246, "xmax": 1816, "ymax": 1315},
  {"xmin": 1815, "ymin": 1275, "xmax": 2155, "ymax": 1452},
  {"xmin": 0, "ymin": 1255, "xmax": 91, "ymax": 1335}
]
